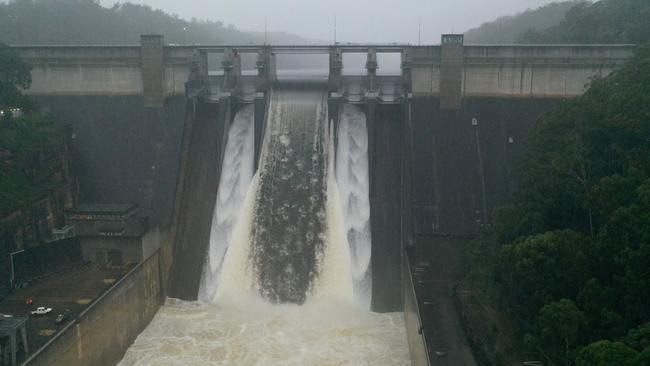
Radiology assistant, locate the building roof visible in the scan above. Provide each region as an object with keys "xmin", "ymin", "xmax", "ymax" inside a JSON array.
[
  {"xmin": 0, "ymin": 316, "xmax": 28, "ymax": 334},
  {"xmin": 68, "ymin": 203, "xmax": 138, "ymax": 215}
]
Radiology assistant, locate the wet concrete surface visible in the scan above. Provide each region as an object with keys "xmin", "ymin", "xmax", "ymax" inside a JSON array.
[
  {"xmin": 410, "ymin": 238, "xmax": 477, "ymax": 366},
  {"xmin": 369, "ymin": 104, "xmax": 405, "ymax": 312},
  {"xmin": 35, "ymin": 96, "xmax": 186, "ymax": 228},
  {"xmin": 169, "ymin": 102, "xmax": 225, "ymax": 301},
  {"xmin": 0, "ymin": 263, "xmax": 132, "ymax": 363}
]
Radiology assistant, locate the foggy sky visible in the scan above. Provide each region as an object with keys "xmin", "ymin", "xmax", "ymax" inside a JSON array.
[{"xmin": 100, "ymin": 0, "xmax": 564, "ymax": 44}]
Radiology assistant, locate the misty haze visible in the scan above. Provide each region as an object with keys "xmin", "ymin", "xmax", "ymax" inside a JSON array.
[{"xmin": 1, "ymin": 0, "xmax": 649, "ymax": 365}]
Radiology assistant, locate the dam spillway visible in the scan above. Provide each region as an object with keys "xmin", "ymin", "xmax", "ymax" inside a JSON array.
[
  {"xmin": 336, "ymin": 104, "xmax": 372, "ymax": 307},
  {"xmin": 118, "ymin": 88, "xmax": 410, "ymax": 365},
  {"xmin": 250, "ymin": 88, "xmax": 330, "ymax": 304},
  {"xmin": 197, "ymin": 105, "xmax": 255, "ymax": 302},
  {"xmin": 10, "ymin": 38, "xmax": 638, "ymax": 366}
]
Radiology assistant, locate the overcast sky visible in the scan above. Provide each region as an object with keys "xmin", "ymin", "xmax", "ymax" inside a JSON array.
[{"xmin": 99, "ymin": 0, "xmax": 563, "ymax": 44}]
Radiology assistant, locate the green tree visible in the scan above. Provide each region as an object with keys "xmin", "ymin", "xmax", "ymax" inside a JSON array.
[
  {"xmin": 626, "ymin": 323, "xmax": 650, "ymax": 351},
  {"xmin": 0, "ymin": 114, "xmax": 65, "ymax": 215},
  {"xmin": 634, "ymin": 347, "xmax": 650, "ymax": 365},
  {"xmin": 594, "ymin": 181, "xmax": 650, "ymax": 330},
  {"xmin": 0, "ymin": 0, "xmax": 312, "ymax": 46},
  {"xmin": 497, "ymin": 230, "xmax": 589, "ymax": 320},
  {"xmin": 575, "ymin": 278, "xmax": 625, "ymax": 340},
  {"xmin": 493, "ymin": 43, "xmax": 650, "ymax": 364},
  {"xmin": 518, "ymin": 0, "xmax": 650, "ymax": 44},
  {"xmin": 464, "ymin": 1, "xmax": 583, "ymax": 44},
  {"xmin": 528, "ymin": 300, "xmax": 587, "ymax": 366},
  {"xmin": 510, "ymin": 43, "xmax": 650, "ymax": 239},
  {"xmin": 0, "ymin": 40, "xmax": 70, "ymax": 298},
  {"xmin": 0, "ymin": 43, "xmax": 31, "ymax": 110},
  {"xmin": 576, "ymin": 340, "xmax": 637, "ymax": 366}
]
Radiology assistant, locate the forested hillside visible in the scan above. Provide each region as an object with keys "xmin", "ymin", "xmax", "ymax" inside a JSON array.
[
  {"xmin": 519, "ymin": 0, "xmax": 650, "ymax": 44},
  {"xmin": 1, "ymin": 44, "xmax": 65, "ymax": 215},
  {"xmin": 1, "ymin": 43, "xmax": 74, "ymax": 297},
  {"xmin": 464, "ymin": 1, "xmax": 581, "ymax": 44},
  {"xmin": 493, "ymin": 44, "xmax": 650, "ymax": 365},
  {"xmin": 0, "ymin": 0, "xmax": 312, "ymax": 45},
  {"xmin": 465, "ymin": 0, "xmax": 650, "ymax": 45},
  {"xmin": 462, "ymin": 1, "xmax": 650, "ymax": 365}
]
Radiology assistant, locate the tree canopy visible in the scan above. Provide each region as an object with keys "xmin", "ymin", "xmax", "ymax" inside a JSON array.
[
  {"xmin": 494, "ymin": 43, "xmax": 650, "ymax": 365},
  {"xmin": 576, "ymin": 340, "xmax": 638, "ymax": 366},
  {"xmin": 528, "ymin": 299, "xmax": 587, "ymax": 365},
  {"xmin": 0, "ymin": 0, "xmax": 312, "ymax": 45},
  {"xmin": 464, "ymin": 1, "xmax": 582, "ymax": 44},
  {"xmin": 0, "ymin": 40, "xmax": 70, "ymax": 297},
  {"xmin": 0, "ymin": 43, "xmax": 31, "ymax": 110},
  {"xmin": 518, "ymin": 0, "xmax": 650, "ymax": 44},
  {"xmin": 465, "ymin": 0, "xmax": 650, "ymax": 46}
]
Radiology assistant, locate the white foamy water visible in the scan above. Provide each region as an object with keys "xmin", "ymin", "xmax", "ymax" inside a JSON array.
[
  {"xmin": 307, "ymin": 116, "xmax": 354, "ymax": 302},
  {"xmin": 336, "ymin": 104, "xmax": 372, "ymax": 307},
  {"xmin": 198, "ymin": 105, "xmax": 255, "ymax": 302},
  {"xmin": 118, "ymin": 297, "xmax": 410, "ymax": 366}
]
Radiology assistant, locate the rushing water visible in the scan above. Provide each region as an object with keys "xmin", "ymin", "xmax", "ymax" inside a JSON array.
[
  {"xmin": 118, "ymin": 297, "xmax": 409, "ymax": 366},
  {"xmin": 336, "ymin": 104, "xmax": 372, "ymax": 307},
  {"xmin": 197, "ymin": 105, "xmax": 255, "ymax": 302},
  {"xmin": 118, "ymin": 91, "xmax": 410, "ymax": 366},
  {"xmin": 249, "ymin": 89, "xmax": 330, "ymax": 303}
]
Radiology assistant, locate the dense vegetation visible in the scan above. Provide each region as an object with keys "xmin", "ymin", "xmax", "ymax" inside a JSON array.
[
  {"xmin": 0, "ymin": 115, "xmax": 66, "ymax": 216},
  {"xmin": 492, "ymin": 41, "xmax": 650, "ymax": 365},
  {"xmin": 1, "ymin": 43, "xmax": 66, "ymax": 216},
  {"xmin": 0, "ymin": 0, "xmax": 311, "ymax": 45},
  {"xmin": 0, "ymin": 43, "xmax": 32, "ymax": 110},
  {"xmin": 518, "ymin": 0, "xmax": 650, "ymax": 44},
  {"xmin": 1, "ymin": 44, "xmax": 70, "ymax": 295},
  {"xmin": 465, "ymin": 0, "xmax": 650, "ymax": 46},
  {"xmin": 464, "ymin": 1, "xmax": 581, "ymax": 44},
  {"xmin": 462, "ymin": 1, "xmax": 650, "ymax": 364}
]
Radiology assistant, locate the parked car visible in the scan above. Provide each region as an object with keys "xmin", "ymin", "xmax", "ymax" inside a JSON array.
[
  {"xmin": 31, "ymin": 307, "xmax": 52, "ymax": 315},
  {"xmin": 55, "ymin": 310, "xmax": 70, "ymax": 324}
]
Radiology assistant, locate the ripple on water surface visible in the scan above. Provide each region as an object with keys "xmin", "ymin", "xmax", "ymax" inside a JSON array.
[{"xmin": 118, "ymin": 297, "xmax": 411, "ymax": 366}]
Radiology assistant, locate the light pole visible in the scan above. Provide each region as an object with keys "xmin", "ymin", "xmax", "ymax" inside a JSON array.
[
  {"xmin": 265, "ymin": 17, "xmax": 268, "ymax": 45},
  {"xmin": 472, "ymin": 118, "xmax": 488, "ymax": 225},
  {"xmin": 9, "ymin": 249, "xmax": 24, "ymax": 288}
]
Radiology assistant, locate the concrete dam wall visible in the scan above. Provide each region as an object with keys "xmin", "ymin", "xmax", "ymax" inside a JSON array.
[
  {"xmin": 367, "ymin": 103, "xmax": 407, "ymax": 312},
  {"xmin": 34, "ymin": 96, "xmax": 186, "ymax": 227},
  {"xmin": 366, "ymin": 96, "xmax": 560, "ymax": 311},
  {"xmin": 10, "ymin": 36, "xmax": 638, "ymax": 364},
  {"xmin": 411, "ymin": 43, "xmax": 634, "ymax": 98},
  {"xmin": 409, "ymin": 97, "xmax": 560, "ymax": 236},
  {"xmin": 11, "ymin": 39, "xmax": 633, "ymax": 234},
  {"xmin": 168, "ymin": 100, "xmax": 233, "ymax": 300}
]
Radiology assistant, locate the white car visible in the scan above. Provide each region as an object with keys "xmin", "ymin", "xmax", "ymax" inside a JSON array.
[{"xmin": 31, "ymin": 307, "xmax": 52, "ymax": 315}]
